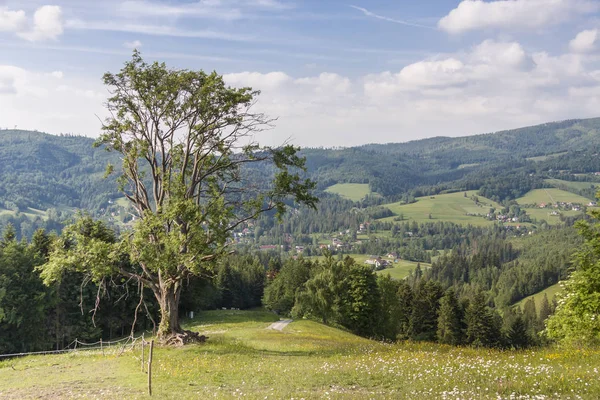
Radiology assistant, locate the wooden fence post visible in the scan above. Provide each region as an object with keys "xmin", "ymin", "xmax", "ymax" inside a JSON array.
[
  {"xmin": 141, "ymin": 336, "xmax": 145, "ymax": 372},
  {"xmin": 100, "ymin": 339, "xmax": 104, "ymax": 356},
  {"xmin": 148, "ymin": 340, "xmax": 154, "ymax": 396}
]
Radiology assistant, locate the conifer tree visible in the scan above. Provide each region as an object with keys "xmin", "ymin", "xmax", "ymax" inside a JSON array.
[
  {"xmin": 437, "ymin": 288, "xmax": 464, "ymax": 345},
  {"xmin": 465, "ymin": 291, "xmax": 502, "ymax": 347}
]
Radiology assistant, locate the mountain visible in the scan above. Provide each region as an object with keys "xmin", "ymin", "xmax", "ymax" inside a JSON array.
[{"xmin": 1, "ymin": 117, "xmax": 600, "ymax": 237}]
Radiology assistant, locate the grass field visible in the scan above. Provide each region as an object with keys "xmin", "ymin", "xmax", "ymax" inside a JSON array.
[
  {"xmin": 545, "ymin": 179, "xmax": 598, "ymax": 192},
  {"xmin": 516, "ymin": 188, "xmax": 592, "ymax": 206},
  {"xmin": 526, "ymin": 152, "xmax": 568, "ymax": 162},
  {"xmin": 307, "ymin": 253, "xmax": 373, "ymax": 264},
  {"xmin": 2, "ymin": 309, "xmax": 600, "ymax": 399},
  {"xmin": 324, "ymin": 183, "xmax": 372, "ymax": 202},
  {"xmin": 379, "ymin": 191, "xmax": 501, "ymax": 226},
  {"xmin": 524, "ymin": 208, "xmax": 582, "ymax": 225},
  {"xmin": 457, "ymin": 163, "xmax": 480, "ymax": 169},
  {"xmin": 376, "ymin": 260, "xmax": 431, "ymax": 280},
  {"xmin": 514, "ymin": 283, "xmax": 562, "ymax": 311}
]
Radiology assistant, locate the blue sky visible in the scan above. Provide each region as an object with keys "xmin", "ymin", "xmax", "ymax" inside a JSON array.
[{"xmin": 2, "ymin": 0, "xmax": 600, "ymax": 147}]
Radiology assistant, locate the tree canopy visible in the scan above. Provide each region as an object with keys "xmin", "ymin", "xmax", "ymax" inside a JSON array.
[{"xmin": 41, "ymin": 52, "xmax": 317, "ymax": 344}]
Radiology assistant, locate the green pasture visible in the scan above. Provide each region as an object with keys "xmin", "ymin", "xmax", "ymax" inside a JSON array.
[
  {"xmin": 324, "ymin": 183, "xmax": 373, "ymax": 202},
  {"xmin": 376, "ymin": 260, "xmax": 431, "ymax": 280},
  {"xmin": 379, "ymin": 191, "xmax": 501, "ymax": 226},
  {"xmin": 1, "ymin": 309, "xmax": 600, "ymax": 399},
  {"xmin": 516, "ymin": 188, "xmax": 592, "ymax": 206},
  {"xmin": 514, "ymin": 283, "xmax": 562, "ymax": 312}
]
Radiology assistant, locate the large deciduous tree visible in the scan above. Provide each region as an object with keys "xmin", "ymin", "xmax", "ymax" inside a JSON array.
[{"xmin": 41, "ymin": 52, "xmax": 316, "ymax": 344}]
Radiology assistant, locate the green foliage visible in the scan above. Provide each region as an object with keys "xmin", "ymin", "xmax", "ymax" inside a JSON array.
[
  {"xmin": 437, "ymin": 288, "xmax": 464, "ymax": 345},
  {"xmin": 465, "ymin": 291, "xmax": 502, "ymax": 347},
  {"xmin": 546, "ymin": 212, "xmax": 600, "ymax": 345}
]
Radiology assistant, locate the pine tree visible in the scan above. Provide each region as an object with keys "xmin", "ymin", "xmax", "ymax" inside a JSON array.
[
  {"xmin": 508, "ymin": 313, "xmax": 531, "ymax": 349},
  {"xmin": 396, "ymin": 280, "xmax": 413, "ymax": 339},
  {"xmin": 465, "ymin": 291, "xmax": 502, "ymax": 347},
  {"xmin": 409, "ymin": 280, "xmax": 443, "ymax": 341},
  {"xmin": 437, "ymin": 288, "xmax": 464, "ymax": 345}
]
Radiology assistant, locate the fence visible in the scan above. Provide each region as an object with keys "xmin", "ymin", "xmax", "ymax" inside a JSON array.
[{"xmin": 0, "ymin": 334, "xmax": 156, "ymax": 395}]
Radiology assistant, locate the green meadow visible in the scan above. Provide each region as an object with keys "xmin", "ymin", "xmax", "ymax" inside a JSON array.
[
  {"xmin": 516, "ymin": 188, "xmax": 592, "ymax": 205},
  {"xmin": 1, "ymin": 309, "xmax": 599, "ymax": 399},
  {"xmin": 324, "ymin": 183, "xmax": 373, "ymax": 202},
  {"xmin": 514, "ymin": 283, "xmax": 563, "ymax": 311},
  {"xmin": 376, "ymin": 260, "xmax": 431, "ymax": 280},
  {"xmin": 379, "ymin": 191, "xmax": 501, "ymax": 226},
  {"xmin": 545, "ymin": 178, "xmax": 598, "ymax": 192}
]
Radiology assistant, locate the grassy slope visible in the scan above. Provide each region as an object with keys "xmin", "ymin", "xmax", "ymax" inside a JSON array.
[
  {"xmin": 516, "ymin": 188, "xmax": 592, "ymax": 205},
  {"xmin": 514, "ymin": 283, "xmax": 562, "ymax": 311},
  {"xmin": 1, "ymin": 309, "xmax": 600, "ymax": 399},
  {"xmin": 376, "ymin": 260, "xmax": 431, "ymax": 280},
  {"xmin": 545, "ymin": 179, "xmax": 598, "ymax": 192},
  {"xmin": 526, "ymin": 152, "xmax": 568, "ymax": 162},
  {"xmin": 379, "ymin": 191, "xmax": 501, "ymax": 226},
  {"xmin": 324, "ymin": 183, "xmax": 372, "ymax": 202}
]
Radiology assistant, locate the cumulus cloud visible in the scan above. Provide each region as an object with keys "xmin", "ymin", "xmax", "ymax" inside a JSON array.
[
  {"xmin": 438, "ymin": 0, "xmax": 598, "ymax": 34},
  {"xmin": 214, "ymin": 39, "xmax": 600, "ymax": 147},
  {"xmin": 0, "ymin": 65, "xmax": 106, "ymax": 134},
  {"xmin": 123, "ymin": 39, "xmax": 143, "ymax": 49},
  {"xmin": 570, "ymin": 29, "xmax": 598, "ymax": 53},
  {"xmin": 0, "ymin": 5, "xmax": 63, "ymax": 41},
  {"xmin": 0, "ymin": 7, "xmax": 27, "ymax": 32}
]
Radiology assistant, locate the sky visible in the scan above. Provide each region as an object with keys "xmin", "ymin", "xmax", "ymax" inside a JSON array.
[{"xmin": 2, "ymin": 0, "xmax": 600, "ymax": 147}]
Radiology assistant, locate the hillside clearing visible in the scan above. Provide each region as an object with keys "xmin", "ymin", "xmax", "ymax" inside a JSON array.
[
  {"xmin": 324, "ymin": 183, "xmax": 373, "ymax": 201},
  {"xmin": 515, "ymin": 283, "xmax": 562, "ymax": 311},
  {"xmin": 1, "ymin": 309, "xmax": 599, "ymax": 399},
  {"xmin": 376, "ymin": 260, "xmax": 430, "ymax": 280},
  {"xmin": 516, "ymin": 188, "xmax": 592, "ymax": 206},
  {"xmin": 379, "ymin": 191, "xmax": 501, "ymax": 226},
  {"xmin": 526, "ymin": 152, "xmax": 568, "ymax": 162},
  {"xmin": 545, "ymin": 179, "xmax": 598, "ymax": 193}
]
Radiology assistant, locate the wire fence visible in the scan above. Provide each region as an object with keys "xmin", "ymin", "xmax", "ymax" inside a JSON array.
[
  {"xmin": 0, "ymin": 333, "xmax": 147, "ymax": 359},
  {"xmin": 1, "ymin": 333, "xmax": 156, "ymax": 395}
]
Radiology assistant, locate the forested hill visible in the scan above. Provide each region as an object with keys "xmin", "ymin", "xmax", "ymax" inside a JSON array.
[
  {"xmin": 302, "ymin": 118, "xmax": 600, "ymax": 196},
  {"xmin": 0, "ymin": 129, "xmax": 120, "ymax": 217},
  {"xmin": 1, "ymin": 117, "xmax": 600, "ymax": 229}
]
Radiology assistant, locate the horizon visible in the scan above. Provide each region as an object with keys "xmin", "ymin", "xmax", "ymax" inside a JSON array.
[{"xmin": 2, "ymin": 1, "xmax": 600, "ymax": 147}]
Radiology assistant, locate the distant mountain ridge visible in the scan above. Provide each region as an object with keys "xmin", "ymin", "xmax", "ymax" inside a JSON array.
[{"xmin": 1, "ymin": 116, "xmax": 600, "ymax": 214}]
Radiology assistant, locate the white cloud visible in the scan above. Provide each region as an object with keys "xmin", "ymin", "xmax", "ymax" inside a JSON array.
[
  {"xmin": 123, "ymin": 40, "xmax": 143, "ymax": 49},
  {"xmin": 0, "ymin": 5, "xmax": 63, "ymax": 42},
  {"xmin": 0, "ymin": 7, "xmax": 26, "ymax": 32},
  {"xmin": 439, "ymin": 0, "xmax": 598, "ymax": 34},
  {"xmin": 570, "ymin": 29, "xmax": 598, "ymax": 53},
  {"xmin": 0, "ymin": 64, "xmax": 106, "ymax": 134},
  {"xmin": 118, "ymin": 0, "xmax": 290, "ymax": 20},
  {"xmin": 216, "ymin": 39, "xmax": 600, "ymax": 147}
]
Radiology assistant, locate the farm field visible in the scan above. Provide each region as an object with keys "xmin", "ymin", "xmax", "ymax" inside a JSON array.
[
  {"xmin": 324, "ymin": 183, "xmax": 373, "ymax": 202},
  {"xmin": 516, "ymin": 188, "xmax": 592, "ymax": 206},
  {"xmin": 545, "ymin": 179, "xmax": 598, "ymax": 193},
  {"xmin": 515, "ymin": 283, "xmax": 562, "ymax": 311},
  {"xmin": 525, "ymin": 208, "xmax": 583, "ymax": 225},
  {"xmin": 526, "ymin": 152, "xmax": 567, "ymax": 162},
  {"xmin": 376, "ymin": 260, "xmax": 430, "ymax": 280},
  {"xmin": 307, "ymin": 253, "xmax": 373, "ymax": 264},
  {"xmin": 379, "ymin": 191, "xmax": 501, "ymax": 226},
  {"xmin": 1, "ymin": 309, "xmax": 600, "ymax": 399}
]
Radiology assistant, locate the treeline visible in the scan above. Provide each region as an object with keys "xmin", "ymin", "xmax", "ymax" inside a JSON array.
[
  {"xmin": 263, "ymin": 255, "xmax": 549, "ymax": 348},
  {"xmin": 0, "ymin": 225, "xmax": 157, "ymax": 354},
  {"xmin": 425, "ymin": 228, "xmax": 581, "ymax": 307},
  {"xmin": 0, "ymin": 228, "xmax": 271, "ymax": 354}
]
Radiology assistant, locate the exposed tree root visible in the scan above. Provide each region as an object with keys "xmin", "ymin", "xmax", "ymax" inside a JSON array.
[{"xmin": 161, "ymin": 330, "xmax": 208, "ymax": 347}]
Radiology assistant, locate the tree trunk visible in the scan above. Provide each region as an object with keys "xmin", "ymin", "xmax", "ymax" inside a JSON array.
[
  {"xmin": 156, "ymin": 282, "xmax": 183, "ymax": 340},
  {"xmin": 153, "ymin": 281, "xmax": 208, "ymax": 346}
]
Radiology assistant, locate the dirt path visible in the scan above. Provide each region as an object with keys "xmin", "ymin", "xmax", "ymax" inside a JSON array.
[
  {"xmin": 544, "ymin": 188, "xmax": 556, "ymax": 204},
  {"xmin": 267, "ymin": 319, "xmax": 293, "ymax": 331}
]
